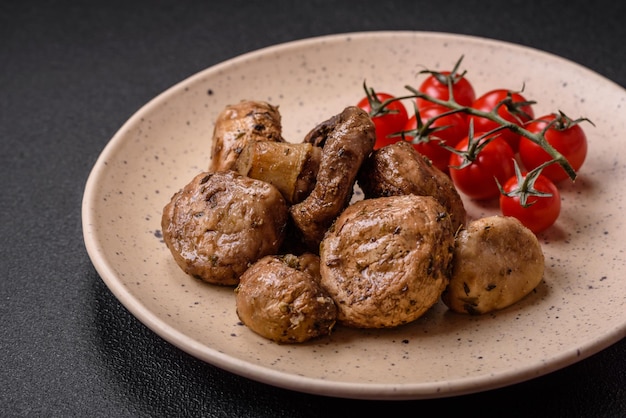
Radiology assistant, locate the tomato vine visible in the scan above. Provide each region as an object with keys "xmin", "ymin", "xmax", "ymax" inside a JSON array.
[
  {"xmin": 402, "ymin": 83, "xmax": 578, "ymax": 181},
  {"xmin": 361, "ymin": 57, "xmax": 591, "ymax": 182}
]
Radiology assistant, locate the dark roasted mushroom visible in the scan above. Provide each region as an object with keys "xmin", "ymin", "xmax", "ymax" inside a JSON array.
[
  {"xmin": 162, "ymin": 171, "xmax": 288, "ymax": 285},
  {"xmin": 235, "ymin": 253, "xmax": 336, "ymax": 343},
  {"xmin": 289, "ymin": 106, "xmax": 376, "ymax": 250},
  {"xmin": 358, "ymin": 140, "xmax": 467, "ymax": 232},
  {"xmin": 319, "ymin": 194, "xmax": 455, "ymax": 328}
]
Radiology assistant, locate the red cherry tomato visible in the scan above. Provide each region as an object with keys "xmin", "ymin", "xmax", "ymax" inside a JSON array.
[
  {"xmin": 357, "ymin": 92, "xmax": 409, "ymax": 149},
  {"xmin": 499, "ymin": 173, "xmax": 561, "ymax": 234},
  {"xmin": 403, "ymin": 105, "xmax": 468, "ymax": 173},
  {"xmin": 471, "ymin": 89, "xmax": 535, "ymax": 152},
  {"xmin": 519, "ymin": 113, "xmax": 588, "ymax": 183},
  {"xmin": 415, "ymin": 71, "xmax": 476, "ymax": 111},
  {"xmin": 449, "ymin": 134, "xmax": 516, "ymax": 200}
]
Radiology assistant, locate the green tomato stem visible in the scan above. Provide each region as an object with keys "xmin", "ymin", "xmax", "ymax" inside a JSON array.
[{"xmin": 403, "ymin": 85, "xmax": 577, "ymax": 181}]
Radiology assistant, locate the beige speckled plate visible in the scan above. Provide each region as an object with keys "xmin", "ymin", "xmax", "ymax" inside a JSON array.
[{"xmin": 82, "ymin": 31, "xmax": 626, "ymax": 400}]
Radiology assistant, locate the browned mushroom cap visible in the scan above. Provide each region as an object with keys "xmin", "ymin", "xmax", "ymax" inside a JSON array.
[
  {"xmin": 358, "ymin": 140, "xmax": 467, "ymax": 232},
  {"xmin": 161, "ymin": 170, "xmax": 288, "ymax": 285},
  {"xmin": 209, "ymin": 100, "xmax": 284, "ymax": 172},
  {"xmin": 289, "ymin": 106, "xmax": 376, "ymax": 250},
  {"xmin": 319, "ymin": 194, "xmax": 455, "ymax": 328},
  {"xmin": 442, "ymin": 215, "xmax": 545, "ymax": 315},
  {"xmin": 235, "ymin": 254, "xmax": 337, "ymax": 343}
]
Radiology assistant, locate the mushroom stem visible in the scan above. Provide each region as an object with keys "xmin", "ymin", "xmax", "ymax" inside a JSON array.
[{"xmin": 234, "ymin": 141, "xmax": 321, "ymax": 204}]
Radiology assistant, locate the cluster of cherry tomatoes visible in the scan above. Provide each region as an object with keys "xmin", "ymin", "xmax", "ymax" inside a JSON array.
[{"xmin": 356, "ymin": 61, "xmax": 589, "ymax": 234}]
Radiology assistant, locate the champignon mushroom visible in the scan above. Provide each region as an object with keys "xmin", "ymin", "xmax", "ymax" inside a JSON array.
[
  {"xmin": 209, "ymin": 100, "xmax": 284, "ymax": 172},
  {"xmin": 442, "ymin": 215, "xmax": 545, "ymax": 314},
  {"xmin": 289, "ymin": 106, "xmax": 376, "ymax": 250},
  {"xmin": 358, "ymin": 140, "xmax": 467, "ymax": 232},
  {"xmin": 161, "ymin": 170, "xmax": 288, "ymax": 285},
  {"xmin": 319, "ymin": 194, "xmax": 455, "ymax": 328},
  {"xmin": 235, "ymin": 253, "xmax": 337, "ymax": 343}
]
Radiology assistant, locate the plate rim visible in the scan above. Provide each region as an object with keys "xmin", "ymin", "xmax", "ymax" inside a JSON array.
[{"xmin": 82, "ymin": 30, "xmax": 626, "ymax": 400}]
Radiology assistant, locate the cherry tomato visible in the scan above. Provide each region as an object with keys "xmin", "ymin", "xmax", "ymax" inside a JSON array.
[
  {"xmin": 415, "ymin": 71, "xmax": 476, "ymax": 111},
  {"xmin": 403, "ymin": 105, "xmax": 468, "ymax": 173},
  {"xmin": 471, "ymin": 89, "xmax": 535, "ymax": 152},
  {"xmin": 449, "ymin": 134, "xmax": 515, "ymax": 200},
  {"xmin": 357, "ymin": 92, "xmax": 409, "ymax": 149},
  {"xmin": 499, "ymin": 173, "xmax": 561, "ymax": 234},
  {"xmin": 518, "ymin": 113, "xmax": 588, "ymax": 183}
]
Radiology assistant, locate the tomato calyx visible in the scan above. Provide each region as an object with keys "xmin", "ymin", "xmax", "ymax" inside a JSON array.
[
  {"xmin": 444, "ymin": 121, "xmax": 505, "ymax": 169},
  {"xmin": 487, "ymin": 87, "xmax": 536, "ymax": 125},
  {"xmin": 537, "ymin": 110, "xmax": 595, "ymax": 133},
  {"xmin": 418, "ymin": 55, "xmax": 468, "ymax": 91},
  {"xmin": 361, "ymin": 81, "xmax": 404, "ymax": 118},
  {"xmin": 497, "ymin": 160, "xmax": 553, "ymax": 207},
  {"xmin": 399, "ymin": 104, "xmax": 464, "ymax": 145}
]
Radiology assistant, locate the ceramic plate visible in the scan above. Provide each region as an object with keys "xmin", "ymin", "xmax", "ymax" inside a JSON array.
[{"xmin": 82, "ymin": 31, "xmax": 626, "ymax": 400}]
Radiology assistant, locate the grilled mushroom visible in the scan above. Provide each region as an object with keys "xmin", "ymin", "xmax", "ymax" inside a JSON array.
[
  {"xmin": 162, "ymin": 170, "xmax": 288, "ymax": 285},
  {"xmin": 442, "ymin": 215, "xmax": 545, "ymax": 314},
  {"xmin": 319, "ymin": 194, "xmax": 455, "ymax": 328},
  {"xmin": 236, "ymin": 253, "xmax": 336, "ymax": 343},
  {"xmin": 209, "ymin": 100, "xmax": 284, "ymax": 172},
  {"xmin": 358, "ymin": 140, "xmax": 466, "ymax": 232},
  {"xmin": 290, "ymin": 106, "xmax": 376, "ymax": 250}
]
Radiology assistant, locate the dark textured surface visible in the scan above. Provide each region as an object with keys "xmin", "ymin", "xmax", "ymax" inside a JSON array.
[{"xmin": 2, "ymin": 0, "xmax": 625, "ymax": 416}]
